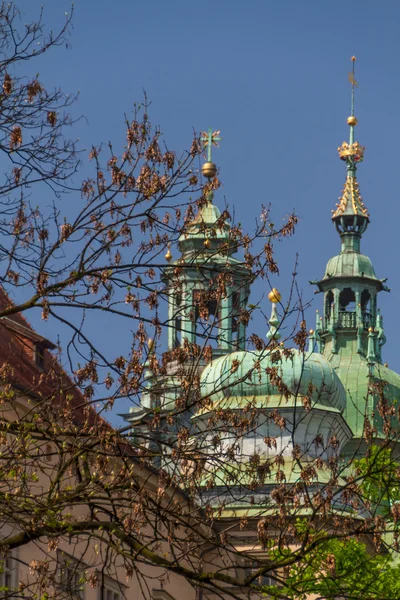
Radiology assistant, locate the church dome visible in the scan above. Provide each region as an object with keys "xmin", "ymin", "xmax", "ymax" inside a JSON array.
[
  {"xmin": 323, "ymin": 252, "xmax": 378, "ymax": 282},
  {"xmin": 328, "ymin": 353, "xmax": 400, "ymax": 448},
  {"xmin": 200, "ymin": 348, "xmax": 346, "ymax": 413}
]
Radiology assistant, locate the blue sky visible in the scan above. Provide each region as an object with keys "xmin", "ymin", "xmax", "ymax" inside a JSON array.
[{"xmin": 14, "ymin": 1, "xmax": 400, "ymax": 425}]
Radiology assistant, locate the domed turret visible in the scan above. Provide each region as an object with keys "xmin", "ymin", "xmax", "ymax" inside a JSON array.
[
  {"xmin": 312, "ymin": 58, "xmax": 400, "ymax": 456},
  {"xmin": 162, "ymin": 127, "xmax": 251, "ymax": 356}
]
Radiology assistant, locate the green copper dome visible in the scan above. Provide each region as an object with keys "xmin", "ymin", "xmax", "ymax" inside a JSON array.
[
  {"xmin": 200, "ymin": 349, "xmax": 346, "ymax": 412},
  {"xmin": 323, "ymin": 252, "xmax": 379, "ymax": 282},
  {"xmin": 324, "ymin": 342, "xmax": 400, "ymax": 453}
]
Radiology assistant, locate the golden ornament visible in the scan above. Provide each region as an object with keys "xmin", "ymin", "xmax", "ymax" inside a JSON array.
[
  {"xmin": 268, "ymin": 288, "xmax": 281, "ymax": 303},
  {"xmin": 347, "ymin": 116, "xmax": 358, "ymax": 126},
  {"xmin": 165, "ymin": 244, "xmax": 172, "ymax": 262},
  {"xmin": 201, "ymin": 162, "xmax": 217, "ymax": 179}
]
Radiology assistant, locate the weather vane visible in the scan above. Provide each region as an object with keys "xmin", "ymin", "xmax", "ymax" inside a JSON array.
[
  {"xmin": 348, "ymin": 56, "xmax": 357, "ymax": 120},
  {"xmin": 337, "ymin": 55, "xmax": 364, "ymax": 162},
  {"xmin": 201, "ymin": 128, "xmax": 222, "ymax": 163},
  {"xmin": 336, "ymin": 55, "xmax": 365, "ymax": 198}
]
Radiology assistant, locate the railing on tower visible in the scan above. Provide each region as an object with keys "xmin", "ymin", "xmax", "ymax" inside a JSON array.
[{"xmin": 324, "ymin": 310, "xmax": 374, "ymax": 331}]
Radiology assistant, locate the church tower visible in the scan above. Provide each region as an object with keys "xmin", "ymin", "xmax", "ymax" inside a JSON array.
[
  {"xmin": 124, "ymin": 130, "xmax": 251, "ymax": 463},
  {"xmin": 312, "ymin": 57, "xmax": 400, "ymax": 458},
  {"xmin": 163, "ymin": 129, "xmax": 251, "ymax": 356}
]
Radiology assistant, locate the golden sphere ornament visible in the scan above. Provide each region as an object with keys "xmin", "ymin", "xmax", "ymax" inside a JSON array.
[
  {"xmin": 268, "ymin": 288, "xmax": 281, "ymax": 303},
  {"xmin": 347, "ymin": 116, "xmax": 358, "ymax": 126},
  {"xmin": 165, "ymin": 244, "xmax": 172, "ymax": 262},
  {"xmin": 201, "ymin": 162, "xmax": 217, "ymax": 179}
]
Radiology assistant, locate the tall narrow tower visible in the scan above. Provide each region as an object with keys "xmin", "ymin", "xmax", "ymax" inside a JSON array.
[
  {"xmin": 163, "ymin": 128, "xmax": 251, "ymax": 356},
  {"xmin": 312, "ymin": 58, "xmax": 400, "ymax": 457},
  {"xmin": 125, "ymin": 130, "xmax": 251, "ymax": 463}
]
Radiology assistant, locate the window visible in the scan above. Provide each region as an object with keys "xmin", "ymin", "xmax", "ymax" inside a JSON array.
[
  {"xmin": 361, "ymin": 289, "xmax": 371, "ymax": 312},
  {"xmin": 339, "ymin": 287, "xmax": 356, "ymax": 312},
  {"xmin": 98, "ymin": 577, "xmax": 125, "ymax": 600},
  {"xmin": 325, "ymin": 290, "xmax": 334, "ymax": 320},
  {"xmin": 235, "ymin": 561, "xmax": 277, "ymax": 589},
  {"xmin": 174, "ymin": 316, "xmax": 181, "ymax": 347},
  {"xmin": 0, "ymin": 554, "xmax": 17, "ymax": 594},
  {"xmin": 104, "ymin": 589, "xmax": 120, "ymax": 600},
  {"xmin": 231, "ymin": 291, "xmax": 241, "ymax": 333},
  {"xmin": 58, "ymin": 553, "xmax": 86, "ymax": 599},
  {"xmin": 35, "ymin": 343, "xmax": 45, "ymax": 369},
  {"xmin": 152, "ymin": 590, "xmax": 176, "ymax": 600},
  {"xmin": 193, "ymin": 290, "xmax": 220, "ymax": 346}
]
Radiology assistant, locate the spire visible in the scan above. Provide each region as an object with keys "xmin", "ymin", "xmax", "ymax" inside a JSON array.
[
  {"xmin": 266, "ymin": 288, "xmax": 282, "ymax": 342},
  {"xmin": 308, "ymin": 310, "xmax": 322, "ymax": 354},
  {"xmin": 200, "ymin": 128, "xmax": 221, "ymax": 203},
  {"xmin": 143, "ymin": 337, "xmax": 155, "ymax": 386},
  {"xmin": 367, "ymin": 327, "xmax": 376, "ymax": 365},
  {"xmin": 313, "ymin": 58, "xmax": 389, "ymax": 366},
  {"xmin": 349, "ymin": 55, "xmax": 357, "ymax": 146},
  {"xmin": 178, "ymin": 128, "xmax": 233, "ymax": 258},
  {"xmin": 332, "ymin": 57, "xmax": 369, "ymax": 245},
  {"xmin": 163, "ymin": 128, "xmax": 251, "ymax": 356}
]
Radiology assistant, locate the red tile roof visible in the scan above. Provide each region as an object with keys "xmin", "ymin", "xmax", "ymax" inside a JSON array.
[{"xmin": 0, "ymin": 287, "xmax": 99, "ymax": 427}]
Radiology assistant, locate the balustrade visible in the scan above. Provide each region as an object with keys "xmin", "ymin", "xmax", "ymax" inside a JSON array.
[{"xmin": 323, "ymin": 310, "xmax": 374, "ymax": 331}]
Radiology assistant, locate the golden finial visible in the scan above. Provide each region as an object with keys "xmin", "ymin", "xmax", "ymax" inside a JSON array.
[
  {"xmin": 201, "ymin": 162, "xmax": 217, "ymax": 179},
  {"xmin": 351, "ymin": 55, "xmax": 356, "ymax": 62},
  {"xmin": 368, "ymin": 327, "xmax": 374, "ymax": 333},
  {"xmin": 165, "ymin": 243, "xmax": 172, "ymax": 262},
  {"xmin": 268, "ymin": 288, "xmax": 281, "ymax": 303},
  {"xmin": 347, "ymin": 116, "xmax": 358, "ymax": 126},
  {"xmin": 309, "ymin": 329, "xmax": 314, "ymax": 335},
  {"xmin": 203, "ymin": 238, "xmax": 211, "ymax": 249}
]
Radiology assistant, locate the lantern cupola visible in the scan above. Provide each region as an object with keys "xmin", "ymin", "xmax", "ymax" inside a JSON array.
[{"xmin": 163, "ymin": 128, "xmax": 251, "ymax": 357}]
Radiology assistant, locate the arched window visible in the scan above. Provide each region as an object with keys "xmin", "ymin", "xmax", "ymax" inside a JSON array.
[
  {"xmin": 361, "ymin": 289, "xmax": 371, "ymax": 312},
  {"xmin": 193, "ymin": 290, "xmax": 220, "ymax": 347},
  {"xmin": 339, "ymin": 288, "xmax": 356, "ymax": 328},
  {"xmin": 325, "ymin": 290, "xmax": 334, "ymax": 320},
  {"xmin": 173, "ymin": 292, "xmax": 182, "ymax": 348},
  {"xmin": 339, "ymin": 288, "xmax": 356, "ymax": 312},
  {"xmin": 361, "ymin": 289, "xmax": 373, "ymax": 328}
]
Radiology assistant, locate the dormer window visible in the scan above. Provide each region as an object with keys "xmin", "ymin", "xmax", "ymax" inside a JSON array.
[
  {"xmin": 35, "ymin": 343, "xmax": 45, "ymax": 369},
  {"xmin": 0, "ymin": 317, "xmax": 55, "ymax": 369}
]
